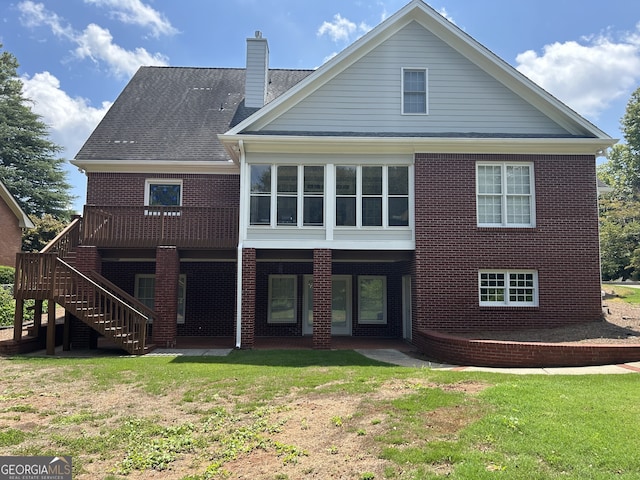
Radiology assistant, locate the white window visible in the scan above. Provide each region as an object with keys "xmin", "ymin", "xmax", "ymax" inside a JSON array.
[
  {"xmin": 145, "ymin": 179, "xmax": 182, "ymax": 206},
  {"xmin": 249, "ymin": 165, "xmax": 325, "ymax": 227},
  {"xmin": 479, "ymin": 270, "xmax": 538, "ymax": 307},
  {"xmin": 402, "ymin": 68, "xmax": 428, "ymax": 114},
  {"xmin": 358, "ymin": 276, "xmax": 387, "ymax": 324},
  {"xmin": 476, "ymin": 163, "xmax": 534, "ymax": 227},
  {"xmin": 336, "ymin": 165, "xmax": 409, "ymax": 227},
  {"xmin": 134, "ymin": 274, "xmax": 187, "ymax": 323},
  {"xmin": 268, "ymin": 275, "xmax": 297, "ymax": 323}
]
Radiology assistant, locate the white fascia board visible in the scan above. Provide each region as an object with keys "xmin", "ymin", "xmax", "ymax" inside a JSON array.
[
  {"xmin": 0, "ymin": 181, "xmax": 34, "ymax": 229},
  {"xmin": 218, "ymin": 134, "xmax": 617, "ymax": 157},
  {"xmin": 71, "ymin": 159, "xmax": 240, "ymax": 174},
  {"xmin": 242, "ymin": 239, "xmax": 416, "ymax": 250}
]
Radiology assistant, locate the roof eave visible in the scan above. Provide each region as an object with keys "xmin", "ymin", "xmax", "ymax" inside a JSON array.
[
  {"xmin": 218, "ymin": 133, "xmax": 617, "ymax": 157},
  {"xmin": 71, "ymin": 159, "xmax": 240, "ymax": 174}
]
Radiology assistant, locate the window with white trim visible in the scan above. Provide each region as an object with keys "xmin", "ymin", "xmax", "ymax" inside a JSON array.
[
  {"xmin": 358, "ymin": 276, "xmax": 387, "ymax": 324},
  {"xmin": 477, "ymin": 163, "xmax": 534, "ymax": 227},
  {"xmin": 134, "ymin": 274, "xmax": 187, "ymax": 323},
  {"xmin": 336, "ymin": 165, "xmax": 409, "ymax": 227},
  {"xmin": 479, "ymin": 270, "xmax": 538, "ymax": 307},
  {"xmin": 145, "ymin": 179, "xmax": 182, "ymax": 207},
  {"xmin": 402, "ymin": 68, "xmax": 427, "ymax": 114},
  {"xmin": 268, "ymin": 275, "xmax": 297, "ymax": 323},
  {"xmin": 249, "ymin": 165, "xmax": 325, "ymax": 227}
]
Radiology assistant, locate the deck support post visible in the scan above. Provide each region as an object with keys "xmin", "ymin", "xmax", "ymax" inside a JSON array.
[
  {"xmin": 153, "ymin": 246, "xmax": 179, "ymax": 347},
  {"xmin": 46, "ymin": 300, "xmax": 56, "ymax": 355},
  {"xmin": 62, "ymin": 311, "xmax": 71, "ymax": 351},
  {"xmin": 13, "ymin": 299, "xmax": 24, "ymax": 342}
]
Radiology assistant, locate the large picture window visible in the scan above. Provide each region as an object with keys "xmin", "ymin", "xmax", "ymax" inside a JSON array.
[
  {"xmin": 268, "ymin": 275, "xmax": 297, "ymax": 323},
  {"xmin": 477, "ymin": 163, "xmax": 534, "ymax": 227},
  {"xmin": 358, "ymin": 276, "xmax": 387, "ymax": 324},
  {"xmin": 335, "ymin": 165, "xmax": 409, "ymax": 227},
  {"xmin": 479, "ymin": 270, "xmax": 538, "ymax": 307}
]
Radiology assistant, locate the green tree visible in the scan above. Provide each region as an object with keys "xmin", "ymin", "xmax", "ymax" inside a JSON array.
[
  {"xmin": 597, "ymin": 86, "xmax": 640, "ymax": 280},
  {"xmin": 21, "ymin": 214, "xmax": 67, "ymax": 253},
  {"xmin": 0, "ymin": 44, "xmax": 73, "ymax": 220}
]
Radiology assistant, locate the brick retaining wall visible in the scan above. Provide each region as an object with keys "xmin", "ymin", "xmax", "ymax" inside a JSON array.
[{"xmin": 415, "ymin": 329, "xmax": 640, "ymax": 367}]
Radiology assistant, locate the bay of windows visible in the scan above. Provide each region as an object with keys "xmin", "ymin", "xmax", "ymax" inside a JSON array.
[{"xmin": 249, "ymin": 164, "xmax": 409, "ymax": 228}]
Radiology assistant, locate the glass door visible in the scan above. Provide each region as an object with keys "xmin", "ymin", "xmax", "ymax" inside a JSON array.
[{"xmin": 303, "ymin": 275, "xmax": 352, "ymax": 335}]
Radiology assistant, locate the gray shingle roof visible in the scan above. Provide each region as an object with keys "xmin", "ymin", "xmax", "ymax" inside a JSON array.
[{"xmin": 74, "ymin": 67, "xmax": 312, "ymax": 162}]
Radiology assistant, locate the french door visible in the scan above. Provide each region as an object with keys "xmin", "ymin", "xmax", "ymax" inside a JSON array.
[{"xmin": 302, "ymin": 275, "xmax": 352, "ymax": 336}]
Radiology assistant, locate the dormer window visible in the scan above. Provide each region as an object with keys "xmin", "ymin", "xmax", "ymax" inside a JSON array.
[{"xmin": 402, "ymin": 68, "xmax": 427, "ymax": 114}]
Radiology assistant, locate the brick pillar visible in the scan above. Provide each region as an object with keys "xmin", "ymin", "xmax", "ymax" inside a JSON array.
[
  {"xmin": 71, "ymin": 245, "xmax": 103, "ymax": 350},
  {"xmin": 153, "ymin": 246, "xmax": 179, "ymax": 347},
  {"xmin": 75, "ymin": 245, "xmax": 102, "ymax": 275},
  {"xmin": 412, "ymin": 155, "xmax": 428, "ymax": 340},
  {"xmin": 241, "ymin": 248, "xmax": 256, "ymax": 349},
  {"xmin": 313, "ymin": 249, "xmax": 332, "ymax": 349}
]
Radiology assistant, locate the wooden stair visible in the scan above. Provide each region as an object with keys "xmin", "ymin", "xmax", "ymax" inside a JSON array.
[{"xmin": 14, "ymin": 217, "xmax": 154, "ymax": 355}]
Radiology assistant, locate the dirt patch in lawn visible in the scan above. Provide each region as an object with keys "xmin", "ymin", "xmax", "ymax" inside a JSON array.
[{"xmin": 0, "ymin": 360, "xmax": 489, "ymax": 479}]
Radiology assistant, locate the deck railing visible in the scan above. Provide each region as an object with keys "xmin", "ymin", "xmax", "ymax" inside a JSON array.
[
  {"xmin": 82, "ymin": 205, "xmax": 239, "ymax": 248},
  {"xmin": 40, "ymin": 216, "xmax": 81, "ymax": 257}
]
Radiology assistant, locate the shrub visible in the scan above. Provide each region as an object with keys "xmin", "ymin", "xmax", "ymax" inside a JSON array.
[
  {"xmin": 0, "ymin": 286, "xmax": 35, "ymax": 328},
  {"xmin": 0, "ymin": 266, "xmax": 15, "ymax": 284}
]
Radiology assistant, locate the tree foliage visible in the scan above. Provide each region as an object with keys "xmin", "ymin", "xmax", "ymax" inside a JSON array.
[
  {"xmin": 0, "ymin": 44, "xmax": 73, "ymax": 221},
  {"xmin": 597, "ymin": 86, "xmax": 640, "ymax": 280},
  {"xmin": 21, "ymin": 214, "xmax": 67, "ymax": 253}
]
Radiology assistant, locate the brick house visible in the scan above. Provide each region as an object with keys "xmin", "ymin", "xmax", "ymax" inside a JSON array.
[
  {"xmin": 0, "ymin": 180, "xmax": 33, "ymax": 267},
  {"xmin": 14, "ymin": 0, "xmax": 615, "ymax": 356}
]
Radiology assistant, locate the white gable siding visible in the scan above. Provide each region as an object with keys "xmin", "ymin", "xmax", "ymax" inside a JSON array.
[{"xmin": 262, "ymin": 21, "xmax": 569, "ymax": 136}]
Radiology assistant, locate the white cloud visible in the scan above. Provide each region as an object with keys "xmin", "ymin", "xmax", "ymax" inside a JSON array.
[
  {"xmin": 18, "ymin": 1, "xmax": 168, "ymax": 78},
  {"xmin": 317, "ymin": 14, "xmax": 371, "ymax": 43},
  {"xmin": 437, "ymin": 7, "xmax": 456, "ymax": 25},
  {"xmin": 516, "ymin": 29, "xmax": 640, "ymax": 119},
  {"xmin": 20, "ymin": 71, "xmax": 111, "ymax": 158},
  {"xmin": 84, "ymin": 0, "xmax": 178, "ymax": 38},
  {"xmin": 75, "ymin": 23, "xmax": 168, "ymax": 77}
]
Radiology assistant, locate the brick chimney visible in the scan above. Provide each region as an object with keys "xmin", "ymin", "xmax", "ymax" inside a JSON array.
[{"xmin": 245, "ymin": 31, "xmax": 269, "ymax": 108}]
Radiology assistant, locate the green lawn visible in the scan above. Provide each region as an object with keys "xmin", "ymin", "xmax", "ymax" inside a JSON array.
[{"xmin": 1, "ymin": 351, "xmax": 639, "ymax": 479}]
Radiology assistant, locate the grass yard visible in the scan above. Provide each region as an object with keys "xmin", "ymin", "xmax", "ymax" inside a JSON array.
[{"xmin": 0, "ymin": 351, "xmax": 639, "ymax": 479}]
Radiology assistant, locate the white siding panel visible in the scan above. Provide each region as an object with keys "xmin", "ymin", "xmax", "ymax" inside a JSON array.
[{"xmin": 264, "ymin": 21, "xmax": 569, "ymax": 136}]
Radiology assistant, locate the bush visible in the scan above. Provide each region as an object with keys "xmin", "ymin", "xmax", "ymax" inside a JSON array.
[
  {"xmin": 0, "ymin": 286, "xmax": 35, "ymax": 327},
  {"xmin": 0, "ymin": 266, "xmax": 15, "ymax": 284}
]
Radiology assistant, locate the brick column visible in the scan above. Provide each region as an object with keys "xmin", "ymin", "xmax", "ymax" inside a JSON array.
[
  {"xmin": 241, "ymin": 248, "xmax": 256, "ymax": 349},
  {"xmin": 153, "ymin": 246, "xmax": 179, "ymax": 347},
  {"xmin": 72, "ymin": 245, "xmax": 103, "ymax": 350},
  {"xmin": 75, "ymin": 245, "xmax": 102, "ymax": 275},
  {"xmin": 412, "ymin": 155, "xmax": 428, "ymax": 339},
  {"xmin": 313, "ymin": 249, "xmax": 332, "ymax": 349}
]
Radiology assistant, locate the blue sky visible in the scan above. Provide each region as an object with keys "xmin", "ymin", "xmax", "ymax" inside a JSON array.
[{"xmin": 2, "ymin": 0, "xmax": 640, "ymax": 212}]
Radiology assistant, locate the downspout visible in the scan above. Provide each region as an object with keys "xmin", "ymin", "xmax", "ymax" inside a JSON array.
[{"xmin": 235, "ymin": 139, "xmax": 246, "ymax": 349}]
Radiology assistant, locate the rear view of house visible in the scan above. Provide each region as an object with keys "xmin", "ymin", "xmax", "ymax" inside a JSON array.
[{"xmin": 12, "ymin": 0, "xmax": 615, "ymax": 360}]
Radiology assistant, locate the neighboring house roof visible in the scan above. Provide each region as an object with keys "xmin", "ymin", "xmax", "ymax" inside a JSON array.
[
  {"xmin": 221, "ymin": 0, "xmax": 614, "ymax": 155},
  {"xmin": 0, "ymin": 180, "xmax": 34, "ymax": 229},
  {"xmin": 73, "ymin": 67, "xmax": 312, "ymax": 169},
  {"xmin": 597, "ymin": 178, "xmax": 614, "ymax": 195}
]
